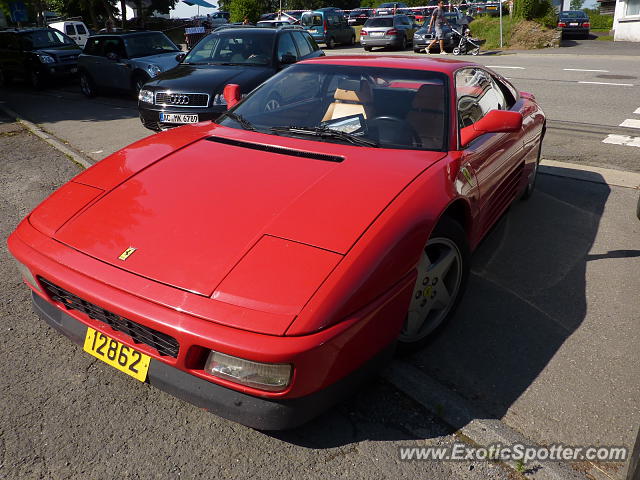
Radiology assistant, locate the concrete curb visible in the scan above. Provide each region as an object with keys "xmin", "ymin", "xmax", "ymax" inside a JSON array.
[
  {"xmin": 540, "ymin": 159, "xmax": 640, "ymax": 190},
  {"xmin": 384, "ymin": 361, "xmax": 586, "ymax": 480},
  {"xmin": 0, "ymin": 102, "xmax": 93, "ymax": 170}
]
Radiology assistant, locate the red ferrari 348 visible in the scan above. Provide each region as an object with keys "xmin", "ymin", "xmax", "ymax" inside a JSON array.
[{"xmin": 8, "ymin": 56, "xmax": 545, "ymax": 429}]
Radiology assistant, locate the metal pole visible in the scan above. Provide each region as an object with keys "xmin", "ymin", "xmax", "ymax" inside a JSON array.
[{"xmin": 499, "ymin": 0, "xmax": 503, "ymax": 48}]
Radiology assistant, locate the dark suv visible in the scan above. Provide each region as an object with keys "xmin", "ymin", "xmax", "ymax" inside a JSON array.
[
  {"xmin": 0, "ymin": 28, "xmax": 81, "ymax": 89},
  {"xmin": 138, "ymin": 26, "xmax": 324, "ymax": 131}
]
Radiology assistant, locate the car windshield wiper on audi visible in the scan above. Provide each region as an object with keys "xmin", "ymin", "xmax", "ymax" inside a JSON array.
[
  {"xmin": 221, "ymin": 112, "xmax": 256, "ymax": 131},
  {"xmin": 270, "ymin": 125, "xmax": 379, "ymax": 148}
]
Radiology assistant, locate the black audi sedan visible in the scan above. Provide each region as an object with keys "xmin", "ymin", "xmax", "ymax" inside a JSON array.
[{"xmin": 138, "ymin": 26, "xmax": 323, "ymax": 131}]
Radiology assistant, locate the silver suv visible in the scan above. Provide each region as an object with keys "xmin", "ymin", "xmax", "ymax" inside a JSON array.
[{"xmin": 79, "ymin": 31, "xmax": 181, "ymax": 98}]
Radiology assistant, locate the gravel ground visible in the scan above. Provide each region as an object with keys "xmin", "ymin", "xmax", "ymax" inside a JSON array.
[{"xmin": 0, "ymin": 115, "xmax": 515, "ymax": 480}]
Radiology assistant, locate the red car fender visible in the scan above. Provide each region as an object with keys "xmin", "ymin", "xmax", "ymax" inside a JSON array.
[{"xmin": 287, "ymin": 154, "xmax": 477, "ymax": 336}]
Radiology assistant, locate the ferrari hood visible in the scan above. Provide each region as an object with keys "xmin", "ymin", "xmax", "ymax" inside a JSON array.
[{"xmin": 53, "ymin": 130, "xmax": 444, "ymax": 296}]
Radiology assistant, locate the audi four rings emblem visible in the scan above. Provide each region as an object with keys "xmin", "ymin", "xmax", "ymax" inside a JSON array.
[{"xmin": 168, "ymin": 94, "xmax": 190, "ymax": 105}]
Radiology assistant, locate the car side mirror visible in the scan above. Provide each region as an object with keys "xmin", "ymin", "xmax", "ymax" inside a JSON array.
[
  {"xmin": 279, "ymin": 53, "xmax": 297, "ymax": 65},
  {"xmin": 223, "ymin": 83, "xmax": 242, "ymax": 109},
  {"xmin": 175, "ymin": 52, "xmax": 186, "ymax": 62},
  {"xmin": 460, "ymin": 110, "xmax": 523, "ymax": 147},
  {"xmin": 106, "ymin": 52, "xmax": 119, "ymax": 62}
]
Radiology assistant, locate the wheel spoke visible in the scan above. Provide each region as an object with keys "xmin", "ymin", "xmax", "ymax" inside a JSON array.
[
  {"xmin": 434, "ymin": 283, "xmax": 451, "ymax": 309},
  {"xmin": 404, "ymin": 309, "xmax": 428, "ymax": 337},
  {"xmin": 428, "ymin": 247, "xmax": 457, "ymax": 279}
]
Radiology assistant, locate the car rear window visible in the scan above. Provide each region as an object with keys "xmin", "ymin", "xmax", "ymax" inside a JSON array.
[
  {"xmin": 560, "ymin": 11, "xmax": 588, "ymax": 18},
  {"xmin": 302, "ymin": 13, "xmax": 323, "ymax": 26},
  {"xmin": 365, "ymin": 17, "xmax": 394, "ymax": 27},
  {"xmin": 123, "ymin": 32, "xmax": 178, "ymax": 58}
]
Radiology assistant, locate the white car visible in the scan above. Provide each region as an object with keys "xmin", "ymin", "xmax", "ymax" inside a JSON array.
[{"xmin": 48, "ymin": 20, "xmax": 90, "ymax": 48}]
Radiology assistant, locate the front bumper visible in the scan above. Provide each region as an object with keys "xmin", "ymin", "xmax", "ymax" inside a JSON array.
[
  {"xmin": 138, "ymin": 104, "xmax": 226, "ymax": 131},
  {"xmin": 43, "ymin": 62, "xmax": 79, "ymax": 78},
  {"xmin": 32, "ymin": 292, "xmax": 395, "ymax": 430}
]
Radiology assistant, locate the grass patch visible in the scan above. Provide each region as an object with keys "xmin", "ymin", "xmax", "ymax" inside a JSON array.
[
  {"xmin": 468, "ymin": 15, "xmax": 514, "ymax": 49},
  {"xmin": 595, "ymin": 35, "xmax": 613, "ymax": 41}
]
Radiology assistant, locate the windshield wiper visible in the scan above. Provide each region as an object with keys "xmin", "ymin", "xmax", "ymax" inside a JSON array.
[
  {"xmin": 270, "ymin": 125, "xmax": 378, "ymax": 147},
  {"xmin": 221, "ymin": 112, "xmax": 256, "ymax": 131}
]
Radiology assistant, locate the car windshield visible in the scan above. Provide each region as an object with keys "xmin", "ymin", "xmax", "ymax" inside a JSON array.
[
  {"xmin": 217, "ymin": 63, "xmax": 449, "ymax": 151},
  {"xmin": 124, "ymin": 32, "xmax": 178, "ymax": 58},
  {"xmin": 183, "ymin": 32, "xmax": 274, "ymax": 65},
  {"xmin": 301, "ymin": 13, "xmax": 323, "ymax": 26},
  {"xmin": 365, "ymin": 17, "xmax": 394, "ymax": 27},
  {"xmin": 23, "ymin": 29, "xmax": 74, "ymax": 49}
]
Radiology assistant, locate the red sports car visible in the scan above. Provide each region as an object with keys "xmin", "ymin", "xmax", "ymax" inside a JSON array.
[{"xmin": 8, "ymin": 56, "xmax": 545, "ymax": 430}]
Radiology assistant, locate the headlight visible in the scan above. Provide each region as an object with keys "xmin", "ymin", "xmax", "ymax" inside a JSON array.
[
  {"xmin": 414, "ymin": 34, "xmax": 423, "ymax": 40},
  {"xmin": 205, "ymin": 351, "xmax": 292, "ymax": 392},
  {"xmin": 38, "ymin": 54, "xmax": 55, "ymax": 64},
  {"xmin": 138, "ymin": 88, "xmax": 154, "ymax": 104},
  {"xmin": 212, "ymin": 93, "xmax": 227, "ymax": 105},
  {"xmin": 12, "ymin": 258, "xmax": 43, "ymax": 293},
  {"xmin": 147, "ymin": 64, "xmax": 162, "ymax": 77}
]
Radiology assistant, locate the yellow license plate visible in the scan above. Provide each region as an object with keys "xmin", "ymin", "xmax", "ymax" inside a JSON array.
[{"xmin": 83, "ymin": 327, "xmax": 150, "ymax": 382}]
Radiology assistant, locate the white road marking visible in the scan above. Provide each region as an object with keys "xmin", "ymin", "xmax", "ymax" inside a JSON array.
[
  {"xmin": 634, "ymin": 107, "xmax": 640, "ymax": 115},
  {"xmin": 578, "ymin": 81, "xmax": 634, "ymax": 86},
  {"xmin": 563, "ymin": 68, "xmax": 609, "ymax": 72},
  {"xmin": 620, "ymin": 119, "xmax": 640, "ymax": 129},
  {"xmin": 486, "ymin": 66, "xmax": 525, "ymax": 69},
  {"xmin": 602, "ymin": 134, "xmax": 640, "ymax": 147}
]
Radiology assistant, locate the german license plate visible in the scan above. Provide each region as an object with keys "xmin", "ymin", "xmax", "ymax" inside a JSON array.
[
  {"xmin": 569, "ymin": 22, "xmax": 578, "ymax": 26},
  {"xmin": 488, "ymin": 5, "xmax": 497, "ymax": 9},
  {"xmin": 83, "ymin": 327, "xmax": 150, "ymax": 382},
  {"xmin": 159, "ymin": 113, "xmax": 199, "ymax": 124},
  {"xmin": 70, "ymin": 67, "xmax": 78, "ymax": 73},
  {"xmin": 370, "ymin": 31, "xmax": 384, "ymax": 37}
]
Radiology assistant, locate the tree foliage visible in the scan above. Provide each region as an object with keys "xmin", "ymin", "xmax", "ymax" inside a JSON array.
[
  {"xmin": 569, "ymin": 0, "xmax": 583, "ymax": 10},
  {"xmin": 513, "ymin": 0, "xmax": 553, "ymax": 20},
  {"xmin": 229, "ymin": 0, "xmax": 263, "ymax": 22}
]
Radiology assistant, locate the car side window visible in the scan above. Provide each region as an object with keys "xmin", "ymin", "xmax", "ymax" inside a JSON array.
[
  {"xmin": 277, "ymin": 32, "xmax": 298, "ymax": 62},
  {"xmin": 65, "ymin": 25, "xmax": 76, "ymax": 36},
  {"xmin": 493, "ymin": 75, "xmax": 518, "ymax": 108},
  {"xmin": 305, "ymin": 33, "xmax": 320, "ymax": 52},
  {"xmin": 102, "ymin": 38, "xmax": 127, "ymax": 59},
  {"xmin": 292, "ymin": 31, "xmax": 313, "ymax": 57},
  {"xmin": 76, "ymin": 24, "xmax": 87, "ymax": 35},
  {"xmin": 455, "ymin": 68, "xmax": 504, "ymax": 128},
  {"xmin": 83, "ymin": 37, "xmax": 102, "ymax": 55}
]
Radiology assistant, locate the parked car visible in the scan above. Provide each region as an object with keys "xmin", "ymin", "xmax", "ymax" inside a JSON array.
[
  {"xmin": 257, "ymin": 20, "xmax": 294, "ymax": 27},
  {"xmin": 78, "ymin": 30, "xmax": 181, "ymax": 98},
  {"xmin": 7, "ymin": 55, "xmax": 545, "ymax": 430},
  {"xmin": 347, "ymin": 8, "xmax": 372, "ymax": 25},
  {"xmin": 138, "ymin": 26, "xmax": 323, "ymax": 131},
  {"xmin": 48, "ymin": 20, "xmax": 90, "ymax": 48},
  {"xmin": 413, "ymin": 12, "xmax": 470, "ymax": 52},
  {"xmin": 360, "ymin": 14, "xmax": 417, "ymax": 50},
  {"xmin": 374, "ymin": 2, "xmax": 409, "ymax": 15},
  {"xmin": 301, "ymin": 7, "xmax": 356, "ymax": 48},
  {"xmin": 472, "ymin": 0, "xmax": 508, "ymax": 16},
  {"xmin": 558, "ymin": 10, "xmax": 590, "ymax": 38},
  {"xmin": 0, "ymin": 27, "xmax": 81, "ymax": 89}
]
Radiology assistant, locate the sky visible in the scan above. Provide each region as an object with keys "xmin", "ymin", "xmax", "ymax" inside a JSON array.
[{"xmin": 170, "ymin": 1, "xmax": 220, "ymax": 18}]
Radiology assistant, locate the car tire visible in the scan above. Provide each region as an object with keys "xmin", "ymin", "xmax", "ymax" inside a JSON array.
[
  {"xmin": 400, "ymin": 35, "xmax": 407, "ymax": 50},
  {"xmin": 350, "ymin": 35, "xmax": 356, "ymax": 46},
  {"xmin": 29, "ymin": 68, "xmax": 43, "ymax": 90},
  {"xmin": 79, "ymin": 71, "xmax": 96, "ymax": 98},
  {"xmin": 326, "ymin": 37, "xmax": 335, "ymax": 49},
  {"xmin": 398, "ymin": 216, "xmax": 470, "ymax": 352},
  {"xmin": 521, "ymin": 133, "xmax": 543, "ymax": 200},
  {"xmin": 364, "ymin": 46, "xmax": 372, "ymax": 51},
  {"xmin": 132, "ymin": 73, "xmax": 150, "ymax": 99}
]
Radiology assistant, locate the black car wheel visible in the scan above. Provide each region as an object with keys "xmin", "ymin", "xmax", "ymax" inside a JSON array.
[
  {"xmin": 79, "ymin": 71, "xmax": 96, "ymax": 98},
  {"xmin": 29, "ymin": 68, "xmax": 43, "ymax": 90},
  {"xmin": 326, "ymin": 37, "xmax": 335, "ymax": 49},
  {"xmin": 400, "ymin": 35, "xmax": 407, "ymax": 50},
  {"xmin": 349, "ymin": 35, "xmax": 356, "ymax": 46},
  {"xmin": 364, "ymin": 46, "xmax": 372, "ymax": 51}
]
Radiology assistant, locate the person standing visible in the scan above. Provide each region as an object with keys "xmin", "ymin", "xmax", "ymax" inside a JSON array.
[{"xmin": 425, "ymin": 0, "xmax": 449, "ymax": 55}]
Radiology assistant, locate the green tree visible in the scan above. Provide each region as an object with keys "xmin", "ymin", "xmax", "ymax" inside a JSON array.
[
  {"xmin": 514, "ymin": 0, "xmax": 553, "ymax": 19},
  {"xmin": 229, "ymin": 0, "xmax": 264, "ymax": 22},
  {"xmin": 570, "ymin": 0, "xmax": 583, "ymax": 9}
]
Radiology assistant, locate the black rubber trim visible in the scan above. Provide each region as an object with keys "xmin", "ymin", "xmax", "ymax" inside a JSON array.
[
  {"xmin": 30, "ymin": 292, "xmax": 394, "ymax": 430},
  {"xmin": 206, "ymin": 136, "xmax": 344, "ymax": 163}
]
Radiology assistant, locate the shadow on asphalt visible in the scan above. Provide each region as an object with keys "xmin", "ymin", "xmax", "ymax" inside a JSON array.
[{"xmin": 269, "ymin": 171, "xmax": 611, "ymax": 448}]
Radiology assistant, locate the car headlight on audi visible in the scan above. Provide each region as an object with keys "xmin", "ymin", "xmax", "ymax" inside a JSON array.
[
  {"xmin": 138, "ymin": 88, "xmax": 154, "ymax": 104},
  {"xmin": 205, "ymin": 351, "xmax": 292, "ymax": 392},
  {"xmin": 213, "ymin": 93, "xmax": 227, "ymax": 105},
  {"xmin": 147, "ymin": 64, "xmax": 162, "ymax": 77},
  {"xmin": 38, "ymin": 54, "xmax": 55, "ymax": 64}
]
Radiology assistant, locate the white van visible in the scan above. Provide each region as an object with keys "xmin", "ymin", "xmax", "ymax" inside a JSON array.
[{"xmin": 48, "ymin": 21, "xmax": 90, "ymax": 48}]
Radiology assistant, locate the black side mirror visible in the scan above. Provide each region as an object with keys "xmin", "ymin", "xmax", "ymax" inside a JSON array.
[
  {"xmin": 175, "ymin": 52, "xmax": 186, "ymax": 62},
  {"xmin": 106, "ymin": 52, "xmax": 119, "ymax": 61},
  {"xmin": 280, "ymin": 53, "xmax": 296, "ymax": 65}
]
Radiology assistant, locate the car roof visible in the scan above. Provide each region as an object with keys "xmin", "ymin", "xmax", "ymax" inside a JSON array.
[
  {"xmin": 299, "ymin": 55, "xmax": 478, "ymax": 74},
  {"xmin": 2, "ymin": 27, "xmax": 57, "ymax": 34},
  {"xmin": 91, "ymin": 30, "xmax": 164, "ymax": 37}
]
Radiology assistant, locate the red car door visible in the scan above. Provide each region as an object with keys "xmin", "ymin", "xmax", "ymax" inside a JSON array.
[{"xmin": 455, "ymin": 67, "xmax": 525, "ymax": 237}]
